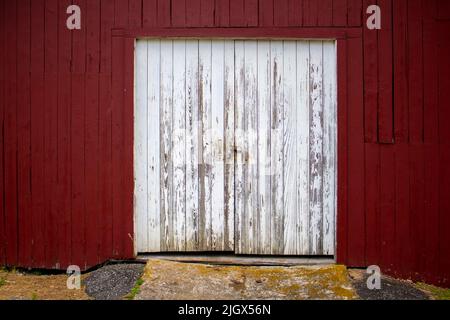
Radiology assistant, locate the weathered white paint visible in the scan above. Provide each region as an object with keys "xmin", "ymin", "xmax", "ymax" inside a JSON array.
[{"xmin": 134, "ymin": 39, "xmax": 337, "ymax": 255}]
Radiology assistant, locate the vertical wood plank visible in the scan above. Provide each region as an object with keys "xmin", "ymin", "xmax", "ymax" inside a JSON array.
[
  {"xmin": 98, "ymin": 73, "xmax": 113, "ymax": 261},
  {"xmin": 215, "ymin": 0, "xmax": 230, "ymax": 27},
  {"xmin": 244, "ymin": 0, "xmax": 259, "ymax": 26},
  {"xmin": 347, "ymin": 0, "xmax": 362, "ymax": 27},
  {"xmin": 230, "ymin": 0, "xmax": 245, "ymax": 26},
  {"xmin": 0, "ymin": 0, "xmax": 6, "ymax": 264},
  {"xmin": 199, "ymin": 40, "xmax": 213, "ymax": 250},
  {"xmin": 172, "ymin": 40, "xmax": 187, "ymax": 251},
  {"xmin": 186, "ymin": 0, "xmax": 201, "ymax": 27},
  {"xmin": 259, "ymin": 0, "xmax": 274, "ymax": 27},
  {"xmin": 244, "ymin": 41, "xmax": 258, "ymax": 254},
  {"xmin": 336, "ymin": 39, "xmax": 348, "ymax": 264},
  {"xmin": 111, "ymin": 36, "xmax": 125, "ymax": 257},
  {"xmin": 134, "ymin": 40, "xmax": 148, "ymax": 252},
  {"xmin": 57, "ymin": 0, "xmax": 73, "ymax": 267},
  {"xmin": 147, "ymin": 40, "xmax": 161, "ymax": 252},
  {"xmin": 322, "ymin": 41, "xmax": 337, "ymax": 255},
  {"xmin": 142, "ymin": 0, "xmax": 157, "ymax": 27},
  {"xmin": 234, "ymin": 40, "xmax": 245, "ymax": 253},
  {"xmin": 223, "ymin": 41, "xmax": 235, "ymax": 251},
  {"xmin": 438, "ymin": 21, "xmax": 450, "ymax": 282},
  {"xmin": 123, "ymin": 37, "xmax": 135, "ymax": 258},
  {"xmin": 274, "ymin": 0, "xmax": 289, "ymax": 26},
  {"xmin": 71, "ymin": 74, "xmax": 86, "ymax": 266},
  {"xmin": 201, "ymin": 0, "xmax": 215, "ymax": 26},
  {"xmin": 85, "ymin": 0, "xmax": 101, "ymax": 266},
  {"xmin": 270, "ymin": 41, "xmax": 284, "ymax": 255},
  {"xmin": 333, "ymin": 0, "xmax": 348, "ymax": 26},
  {"xmin": 378, "ymin": 0, "xmax": 394, "ymax": 143},
  {"xmin": 297, "ymin": 41, "xmax": 310, "ymax": 255},
  {"xmin": 282, "ymin": 41, "xmax": 297, "ymax": 254},
  {"xmin": 423, "ymin": 0, "xmax": 439, "ymax": 144},
  {"xmin": 114, "ymin": 0, "xmax": 129, "ymax": 27},
  {"xmin": 257, "ymin": 41, "xmax": 271, "ymax": 254},
  {"xmin": 408, "ymin": 0, "xmax": 424, "ymax": 143},
  {"xmin": 365, "ymin": 143, "xmax": 380, "ymax": 265},
  {"xmin": 423, "ymin": 1, "xmax": 439, "ymax": 280},
  {"xmin": 380, "ymin": 145, "xmax": 396, "ymax": 271},
  {"xmin": 309, "ymin": 41, "xmax": 324, "ymax": 254},
  {"xmin": 128, "ymin": 0, "xmax": 142, "ymax": 27},
  {"xmin": 159, "ymin": 40, "xmax": 173, "ymax": 251},
  {"xmin": 211, "ymin": 41, "xmax": 226, "ymax": 250},
  {"xmin": 393, "ymin": 0, "xmax": 409, "ymax": 143},
  {"xmin": 72, "ymin": 0, "xmax": 87, "ymax": 266},
  {"xmin": 44, "ymin": 0, "xmax": 59, "ymax": 267},
  {"xmin": 318, "ymin": 0, "xmax": 333, "ymax": 26},
  {"xmin": 363, "ymin": 0, "xmax": 378, "ymax": 143},
  {"xmin": 100, "ymin": 0, "xmax": 114, "ymax": 73},
  {"xmin": 5, "ymin": 0, "xmax": 18, "ymax": 266},
  {"xmin": 172, "ymin": 0, "xmax": 186, "ymax": 27},
  {"xmin": 346, "ymin": 37, "xmax": 366, "ymax": 266},
  {"xmin": 17, "ymin": 0, "xmax": 32, "ymax": 267},
  {"xmin": 288, "ymin": 0, "xmax": 303, "ymax": 26},
  {"xmin": 30, "ymin": 0, "xmax": 45, "ymax": 267},
  {"xmin": 85, "ymin": 74, "xmax": 100, "ymax": 265},
  {"xmin": 304, "ymin": 0, "xmax": 319, "ymax": 27},
  {"xmin": 157, "ymin": 0, "xmax": 171, "ymax": 27},
  {"xmin": 185, "ymin": 40, "xmax": 200, "ymax": 251}
]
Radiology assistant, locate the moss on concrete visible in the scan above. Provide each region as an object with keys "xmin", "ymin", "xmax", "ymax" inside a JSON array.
[{"xmin": 138, "ymin": 259, "xmax": 356, "ymax": 300}]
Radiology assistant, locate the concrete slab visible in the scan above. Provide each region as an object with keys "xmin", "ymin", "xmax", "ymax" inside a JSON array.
[{"xmin": 136, "ymin": 259, "xmax": 357, "ymax": 300}]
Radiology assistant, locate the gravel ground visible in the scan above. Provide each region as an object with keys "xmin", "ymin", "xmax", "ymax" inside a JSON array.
[
  {"xmin": 348, "ymin": 269, "xmax": 430, "ymax": 300},
  {"xmin": 84, "ymin": 263, "xmax": 144, "ymax": 300}
]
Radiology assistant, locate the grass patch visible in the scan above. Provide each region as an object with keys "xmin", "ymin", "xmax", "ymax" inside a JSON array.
[
  {"xmin": 0, "ymin": 277, "xmax": 6, "ymax": 287},
  {"xmin": 124, "ymin": 278, "xmax": 144, "ymax": 300},
  {"xmin": 416, "ymin": 283, "xmax": 450, "ymax": 300},
  {"xmin": 31, "ymin": 293, "xmax": 38, "ymax": 300}
]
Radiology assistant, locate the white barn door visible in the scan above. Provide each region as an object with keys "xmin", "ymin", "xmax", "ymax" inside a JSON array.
[{"xmin": 134, "ymin": 39, "xmax": 337, "ymax": 255}]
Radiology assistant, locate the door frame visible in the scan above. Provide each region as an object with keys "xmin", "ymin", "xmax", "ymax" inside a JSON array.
[{"xmin": 111, "ymin": 27, "xmax": 362, "ymax": 262}]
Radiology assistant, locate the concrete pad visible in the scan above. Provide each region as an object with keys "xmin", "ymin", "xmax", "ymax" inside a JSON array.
[{"xmin": 136, "ymin": 259, "xmax": 357, "ymax": 300}]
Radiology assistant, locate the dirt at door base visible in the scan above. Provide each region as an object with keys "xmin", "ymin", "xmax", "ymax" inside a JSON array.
[{"xmin": 136, "ymin": 259, "xmax": 356, "ymax": 300}]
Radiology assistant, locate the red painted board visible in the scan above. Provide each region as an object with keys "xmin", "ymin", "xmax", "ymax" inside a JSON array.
[
  {"xmin": 172, "ymin": 0, "xmax": 186, "ymax": 27},
  {"xmin": 363, "ymin": 0, "xmax": 378, "ymax": 143},
  {"xmin": 408, "ymin": 0, "xmax": 424, "ymax": 143},
  {"xmin": 364, "ymin": 143, "xmax": 380, "ymax": 266},
  {"xmin": 143, "ymin": 0, "xmax": 157, "ymax": 27},
  {"xmin": 346, "ymin": 36, "xmax": 366, "ymax": 266},
  {"xmin": 393, "ymin": 0, "xmax": 409, "ymax": 143},
  {"xmin": 128, "ymin": 0, "xmax": 142, "ymax": 28},
  {"xmin": 378, "ymin": 0, "xmax": 394, "ymax": 143},
  {"xmin": 230, "ymin": 0, "xmax": 245, "ymax": 26},
  {"xmin": 0, "ymin": 0, "xmax": 6, "ymax": 265},
  {"xmin": 201, "ymin": 0, "xmax": 215, "ymax": 27},
  {"xmin": 57, "ymin": 0, "xmax": 73, "ymax": 269},
  {"xmin": 333, "ymin": 0, "xmax": 348, "ymax": 26},
  {"xmin": 71, "ymin": 74, "xmax": 86, "ymax": 268},
  {"xmin": 215, "ymin": 0, "xmax": 230, "ymax": 27},
  {"xmin": 16, "ymin": 0, "xmax": 32, "ymax": 267},
  {"xmin": 244, "ymin": 0, "xmax": 258, "ymax": 27},
  {"xmin": 111, "ymin": 36, "xmax": 125, "ymax": 258},
  {"xmin": 336, "ymin": 39, "xmax": 348, "ymax": 265},
  {"xmin": 318, "ymin": 0, "xmax": 333, "ymax": 26},
  {"xmin": 259, "ymin": 0, "xmax": 274, "ymax": 27}
]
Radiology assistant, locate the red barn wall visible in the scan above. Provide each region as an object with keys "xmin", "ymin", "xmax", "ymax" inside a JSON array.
[{"xmin": 0, "ymin": 0, "xmax": 449, "ymax": 287}]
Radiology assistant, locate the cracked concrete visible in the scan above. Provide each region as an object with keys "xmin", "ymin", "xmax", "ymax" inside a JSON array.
[{"xmin": 136, "ymin": 259, "xmax": 356, "ymax": 300}]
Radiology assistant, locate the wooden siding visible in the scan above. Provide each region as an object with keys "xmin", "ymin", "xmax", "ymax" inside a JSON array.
[
  {"xmin": 0, "ymin": 0, "xmax": 449, "ymax": 287},
  {"xmin": 134, "ymin": 39, "xmax": 336, "ymax": 255}
]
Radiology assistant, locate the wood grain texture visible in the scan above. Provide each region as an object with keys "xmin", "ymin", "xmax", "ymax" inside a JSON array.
[{"xmin": 134, "ymin": 39, "xmax": 337, "ymax": 256}]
